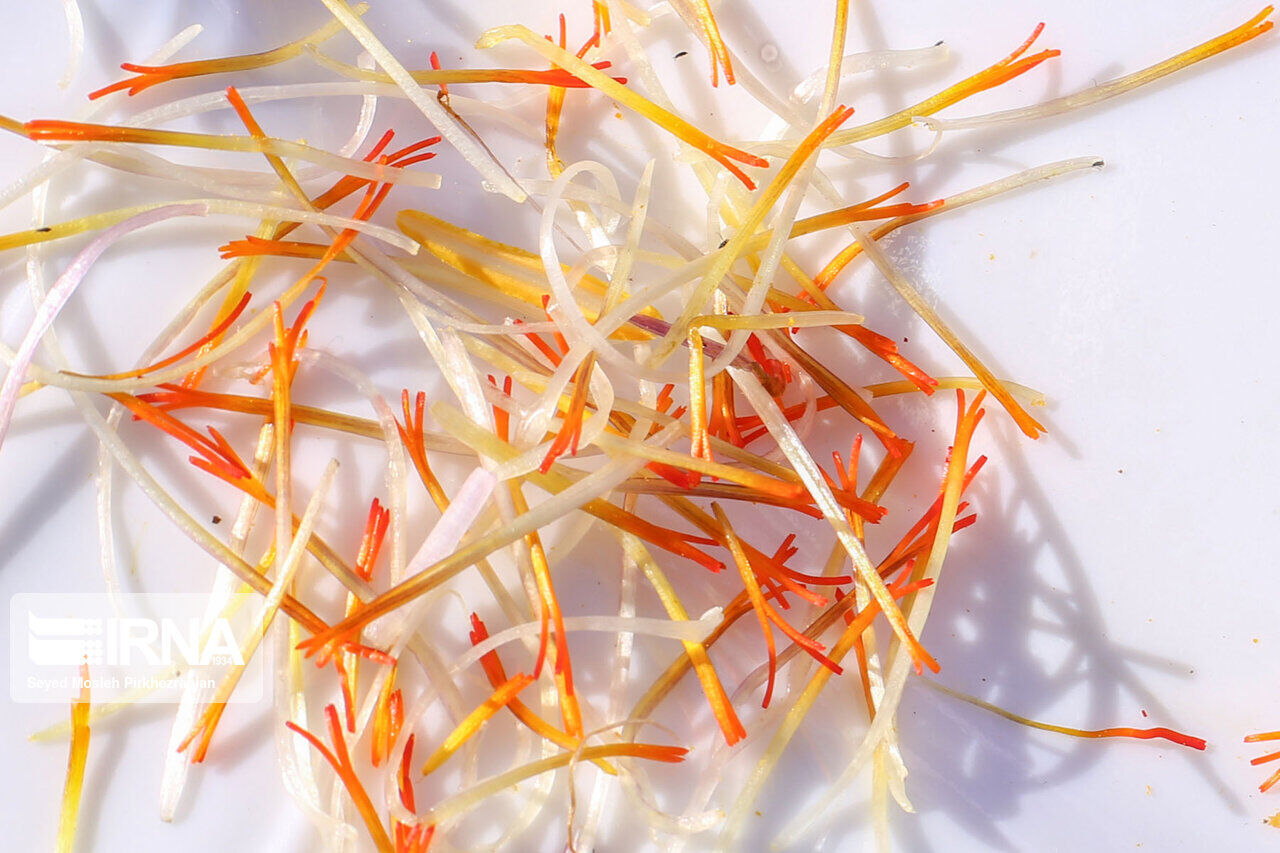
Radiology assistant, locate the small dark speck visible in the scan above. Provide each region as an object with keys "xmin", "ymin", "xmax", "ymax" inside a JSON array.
[
  {"xmin": 674, "ymin": 51, "xmax": 688, "ymax": 59},
  {"xmin": 718, "ymin": 239, "xmax": 728, "ymax": 249},
  {"xmin": 1141, "ymin": 709, "xmax": 1148, "ymax": 718},
  {"xmin": 36, "ymin": 227, "xmax": 52, "ymax": 233},
  {"xmin": 981, "ymin": 677, "xmax": 987, "ymax": 682},
  {"xmin": 934, "ymin": 40, "xmax": 944, "ymax": 47},
  {"xmin": 211, "ymin": 515, "xmax": 222, "ymax": 524},
  {"xmin": 1117, "ymin": 469, "xmax": 1123, "ymax": 474},
  {"xmin": 902, "ymin": 337, "xmax": 909, "ymax": 343},
  {"xmin": 1092, "ymin": 160, "xmax": 1105, "ymax": 168}
]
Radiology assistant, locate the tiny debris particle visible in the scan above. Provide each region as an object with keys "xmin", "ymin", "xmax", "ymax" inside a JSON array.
[
  {"xmin": 674, "ymin": 51, "xmax": 688, "ymax": 59},
  {"xmin": 211, "ymin": 515, "xmax": 222, "ymax": 524},
  {"xmin": 718, "ymin": 239, "xmax": 729, "ymax": 249},
  {"xmin": 1141, "ymin": 709, "xmax": 1148, "ymax": 717},
  {"xmin": 1145, "ymin": 785, "xmax": 1152, "ymax": 795},
  {"xmin": 36, "ymin": 226, "xmax": 52, "ymax": 233}
]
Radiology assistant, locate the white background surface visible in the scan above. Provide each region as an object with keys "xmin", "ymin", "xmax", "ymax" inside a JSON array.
[{"xmin": 1, "ymin": 2, "xmax": 1278, "ymax": 851}]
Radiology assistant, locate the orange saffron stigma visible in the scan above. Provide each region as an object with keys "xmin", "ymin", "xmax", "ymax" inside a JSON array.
[
  {"xmin": 356, "ymin": 498, "xmax": 391, "ymax": 582},
  {"xmin": 1247, "ymin": 730, "xmax": 1280, "ymax": 791},
  {"xmin": 509, "ymin": 483, "xmax": 583, "ymax": 736},
  {"xmin": 539, "ymin": 353, "xmax": 595, "ymax": 473},
  {"xmin": 393, "ymin": 736, "xmax": 436, "ymax": 853},
  {"xmin": 489, "ymin": 25, "xmax": 767, "ymax": 187},
  {"xmin": 420, "ymin": 673, "xmax": 535, "ymax": 776},
  {"xmin": 687, "ymin": 328, "xmax": 713, "ymax": 467},
  {"xmin": 372, "ymin": 679, "xmax": 404, "ymax": 766},
  {"xmin": 57, "ymin": 662, "xmax": 92, "ymax": 853},
  {"xmin": 286, "ymin": 705, "xmax": 396, "ymax": 853},
  {"xmin": 86, "ymin": 17, "xmax": 352, "ymax": 100},
  {"xmin": 110, "ymin": 393, "xmax": 262, "ymax": 494},
  {"xmin": 713, "ymin": 502, "xmax": 779, "ymax": 706},
  {"xmin": 933, "ymin": 679, "xmax": 1208, "ymax": 757},
  {"xmin": 689, "ymin": 0, "xmax": 735, "ymax": 87},
  {"xmin": 397, "ymin": 389, "xmax": 447, "ymax": 508},
  {"xmin": 66, "ymin": 292, "xmax": 252, "ymax": 381},
  {"xmin": 429, "ymin": 51, "xmax": 449, "ymax": 100},
  {"xmin": 468, "ymin": 613, "xmax": 618, "ymax": 772}
]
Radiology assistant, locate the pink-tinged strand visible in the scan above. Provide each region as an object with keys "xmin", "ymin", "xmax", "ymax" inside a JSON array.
[{"xmin": 0, "ymin": 203, "xmax": 208, "ymax": 452}]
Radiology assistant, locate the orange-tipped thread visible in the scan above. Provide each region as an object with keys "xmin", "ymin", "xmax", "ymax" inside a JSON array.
[
  {"xmin": 1246, "ymin": 728, "xmax": 1280, "ymax": 791},
  {"xmin": 932, "ymin": 679, "xmax": 1207, "ymax": 755},
  {"xmin": 420, "ymin": 673, "xmax": 535, "ymax": 776},
  {"xmin": 687, "ymin": 328, "xmax": 713, "ymax": 468},
  {"xmin": 713, "ymin": 503, "xmax": 779, "ymax": 706},
  {"xmin": 429, "ymin": 51, "xmax": 449, "ymax": 101},
  {"xmin": 110, "ymin": 393, "xmax": 264, "ymax": 499},
  {"xmin": 393, "ymin": 736, "xmax": 437, "ymax": 853},
  {"xmin": 286, "ymin": 705, "xmax": 395, "ymax": 853},
  {"xmin": 715, "ymin": 504, "xmax": 842, "ymax": 676},
  {"xmin": 372, "ymin": 679, "xmax": 404, "ymax": 767},
  {"xmin": 689, "ymin": 0, "xmax": 735, "ymax": 86},
  {"xmin": 66, "ymin": 293, "xmax": 252, "ymax": 381},
  {"xmin": 355, "ymin": 498, "xmax": 391, "ymax": 582},
  {"xmin": 540, "ymin": 354, "xmax": 595, "ymax": 473},
  {"xmin": 468, "ymin": 614, "xmax": 617, "ymax": 773},
  {"xmin": 397, "ymin": 390, "xmax": 448, "ymax": 508},
  {"xmin": 509, "ymin": 484, "xmax": 582, "ymax": 737},
  {"xmin": 57, "ymin": 662, "xmax": 92, "ymax": 853},
  {"xmin": 88, "ymin": 17, "xmax": 350, "ymax": 100},
  {"xmin": 489, "ymin": 26, "xmax": 767, "ymax": 187}
]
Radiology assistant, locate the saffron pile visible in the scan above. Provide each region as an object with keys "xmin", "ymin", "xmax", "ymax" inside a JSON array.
[{"xmin": 0, "ymin": 2, "xmax": 1273, "ymax": 851}]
